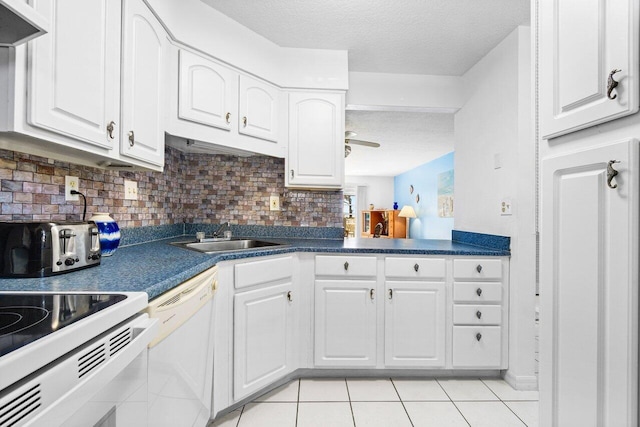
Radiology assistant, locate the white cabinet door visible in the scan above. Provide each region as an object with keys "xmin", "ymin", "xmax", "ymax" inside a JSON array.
[
  {"xmin": 314, "ymin": 279, "xmax": 377, "ymax": 367},
  {"xmin": 234, "ymin": 282, "xmax": 294, "ymax": 400},
  {"xmin": 238, "ymin": 75, "xmax": 279, "ymax": 142},
  {"xmin": 540, "ymin": 139, "xmax": 639, "ymax": 426},
  {"xmin": 120, "ymin": 0, "xmax": 165, "ymax": 167},
  {"xmin": 384, "ymin": 281, "xmax": 445, "ymax": 367},
  {"xmin": 287, "ymin": 92, "xmax": 344, "ymax": 189},
  {"xmin": 28, "ymin": 0, "xmax": 120, "ymax": 150},
  {"xmin": 178, "ymin": 49, "xmax": 236, "ymax": 132},
  {"xmin": 539, "ymin": 0, "xmax": 639, "ymax": 139}
]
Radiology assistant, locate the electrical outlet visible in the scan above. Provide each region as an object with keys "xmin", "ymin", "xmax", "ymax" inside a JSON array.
[
  {"xmin": 501, "ymin": 199, "xmax": 512, "ymax": 215},
  {"xmin": 65, "ymin": 176, "xmax": 79, "ymax": 201},
  {"xmin": 269, "ymin": 195, "xmax": 280, "ymax": 211},
  {"xmin": 124, "ymin": 180, "xmax": 138, "ymax": 200}
]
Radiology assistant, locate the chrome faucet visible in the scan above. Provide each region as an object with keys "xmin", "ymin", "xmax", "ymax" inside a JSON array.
[{"xmin": 213, "ymin": 221, "xmax": 231, "ymax": 239}]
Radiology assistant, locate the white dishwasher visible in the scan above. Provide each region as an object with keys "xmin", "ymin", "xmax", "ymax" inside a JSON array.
[{"xmin": 146, "ymin": 266, "xmax": 218, "ymax": 427}]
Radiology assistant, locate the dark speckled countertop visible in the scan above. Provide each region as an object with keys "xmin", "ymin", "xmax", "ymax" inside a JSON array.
[{"xmin": 0, "ymin": 234, "xmax": 509, "ymax": 300}]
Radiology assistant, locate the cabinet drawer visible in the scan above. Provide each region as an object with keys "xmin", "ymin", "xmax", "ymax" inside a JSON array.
[
  {"xmin": 385, "ymin": 257, "xmax": 445, "ymax": 279},
  {"xmin": 315, "ymin": 255, "xmax": 377, "ymax": 277},
  {"xmin": 453, "ymin": 305, "xmax": 502, "ymax": 325},
  {"xmin": 452, "ymin": 326, "xmax": 502, "ymax": 368},
  {"xmin": 235, "ymin": 256, "xmax": 293, "ymax": 289},
  {"xmin": 453, "ymin": 282, "xmax": 502, "ymax": 303},
  {"xmin": 453, "ymin": 259, "xmax": 502, "ymax": 280}
]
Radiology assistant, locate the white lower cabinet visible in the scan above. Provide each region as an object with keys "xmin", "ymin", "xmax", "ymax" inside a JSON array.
[
  {"xmin": 216, "ymin": 253, "xmax": 510, "ymax": 418},
  {"xmin": 452, "ymin": 258, "xmax": 508, "ymax": 369},
  {"xmin": 384, "ymin": 281, "xmax": 445, "ymax": 367},
  {"xmin": 232, "ymin": 257, "xmax": 295, "ymax": 401},
  {"xmin": 314, "ymin": 279, "xmax": 377, "ymax": 367}
]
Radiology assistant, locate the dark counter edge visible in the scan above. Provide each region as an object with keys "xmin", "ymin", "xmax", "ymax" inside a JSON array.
[{"xmin": 0, "ymin": 225, "xmax": 510, "ymax": 301}]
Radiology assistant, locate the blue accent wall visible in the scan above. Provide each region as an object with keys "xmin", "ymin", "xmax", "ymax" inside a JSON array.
[{"xmin": 394, "ymin": 152, "xmax": 454, "ymax": 239}]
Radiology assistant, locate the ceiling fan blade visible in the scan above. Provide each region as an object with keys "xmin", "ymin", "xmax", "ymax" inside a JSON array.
[{"xmin": 346, "ymin": 139, "xmax": 381, "ymax": 148}]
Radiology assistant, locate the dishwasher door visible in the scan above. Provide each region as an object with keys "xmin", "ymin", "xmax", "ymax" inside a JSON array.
[{"xmin": 146, "ymin": 266, "xmax": 218, "ymax": 427}]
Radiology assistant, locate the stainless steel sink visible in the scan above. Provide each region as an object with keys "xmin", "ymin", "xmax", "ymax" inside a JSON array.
[{"xmin": 170, "ymin": 239, "xmax": 286, "ymax": 254}]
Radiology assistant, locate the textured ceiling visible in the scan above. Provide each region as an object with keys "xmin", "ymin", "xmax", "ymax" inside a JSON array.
[
  {"xmin": 344, "ymin": 111, "xmax": 454, "ymax": 176},
  {"xmin": 201, "ymin": 0, "xmax": 530, "ymax": 75},
  {"xmin": 200, "ymin": 0, "xmax": 528, "ymax": 176}
]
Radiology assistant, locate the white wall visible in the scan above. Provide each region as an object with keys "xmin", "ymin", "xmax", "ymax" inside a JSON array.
[
  {"xmin": 146, "ymin": 0, "xmax": 348, "ymax": 90},
  {"xmin": 455, "ymin": 26, "xmax": 537, "ymax": 390},
  {"xmin": 345, "ymin": 176, "xmax": 395, "ymax": 210},
  {"xmin": 347, "ymin": 72, "xmax": 464, "ymax": 112}
]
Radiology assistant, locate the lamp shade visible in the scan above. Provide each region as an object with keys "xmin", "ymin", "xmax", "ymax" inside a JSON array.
[{"xmin": 398, "ymin": 205, "xmax": 417, "ymax": 218}]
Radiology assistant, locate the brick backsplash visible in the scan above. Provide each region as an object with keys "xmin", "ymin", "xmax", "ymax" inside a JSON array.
[{"xmin": 0, "ymin": 146, "xmax": 343, "ymax": 229}]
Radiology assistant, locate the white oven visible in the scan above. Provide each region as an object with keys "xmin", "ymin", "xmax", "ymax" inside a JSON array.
[{"xmin": 0, "ymin": 292, "xmax": 157, "ymax": 427}]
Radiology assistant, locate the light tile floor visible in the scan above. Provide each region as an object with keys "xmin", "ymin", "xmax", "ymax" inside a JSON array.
[{"xmin": 210, "ymin": 378, "xmax": 539, "ymax": 427}]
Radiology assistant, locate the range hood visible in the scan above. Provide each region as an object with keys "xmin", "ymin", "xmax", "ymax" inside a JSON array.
[{"xmin": 0, "ymin": 0, "xmax": 47, "ymax": 46}]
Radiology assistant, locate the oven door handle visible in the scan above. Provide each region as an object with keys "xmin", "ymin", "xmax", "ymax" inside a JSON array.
[{"xmin": 20, "ymin": 314, "xmax": 158, "ymax": 427}]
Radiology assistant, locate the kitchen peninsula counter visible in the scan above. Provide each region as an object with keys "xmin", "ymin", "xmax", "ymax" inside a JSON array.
[{"xmin": 0, "ymin": 234, "xmax": 509, "ymax": 300}]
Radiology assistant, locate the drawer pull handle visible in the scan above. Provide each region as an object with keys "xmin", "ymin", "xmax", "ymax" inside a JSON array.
[
  {"xmin": 128, "ymin": 130, "xmax": 135, "ymax": 147},
  {"xmin": 225, "ymin": 112, "xmax": 231, "ymax": 124},
  {"xmin": 242, "ymin": 116, "xmax": 248, "ymax": 127},
  {"xmin": 476, "ymin": 264, "xmax": 483, "ymax": 273},
  {"xmin": 476, "ymin": 288, "xmax": 483, "ymax": 296},
  {"xmin": 388, "ymin": 289, "xmax": 393, "ymax": 299},
  {"xmin": 370, "ymin": 289, "xmax": 375, "ymax": 300},
  {"xmin": 414, "ymin": 263, "xmax": 419, "ymax": 272},
  {"xmin": 344, "ymin": 261, "xmax": 349, "ymax": 271},
  {"xmin": 287, "ymin": 291, "xmax": 292, "ymax": 302},
  {"xmin": 476, "ymin": 333, "xmax": 482, "ymax": 341},
  {"xmin": 476, "ymin": 310, "xmax": 482, "ymax": 319}
]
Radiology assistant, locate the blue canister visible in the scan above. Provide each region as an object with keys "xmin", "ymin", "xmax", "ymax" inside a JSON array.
[{"xmin": 89, "ymin": 212, "xmax": 120, "ymax": 256}]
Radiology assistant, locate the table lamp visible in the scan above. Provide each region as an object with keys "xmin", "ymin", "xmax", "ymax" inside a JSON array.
[{"xmin": 398, "ymin": 205, "xmax": 417, "ymax": 238}]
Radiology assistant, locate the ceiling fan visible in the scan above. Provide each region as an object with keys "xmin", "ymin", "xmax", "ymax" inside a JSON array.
[{"xmin": 344, "ymin": 131, "xmax": 381, "ymax": 157}]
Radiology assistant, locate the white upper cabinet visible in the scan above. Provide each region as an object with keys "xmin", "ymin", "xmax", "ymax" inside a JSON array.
[
  {"xmin": 286, "ymin": 91, "xmax": 344, "ymax": 189},
  {"xmin": 238, "ymin": 75, "xmax": 279, "ymax": 142},
  {"xmin": 28, "ymin": 0, "xmax": 121, "ymax": 150},
  {"xmin": 169, "ymin": 47, "xmax": 284, "ymax": 158},
  {"xmin": 539, "ymin": 0, "xmax": 639, "ymax": 139},
  {"xmin": 120, "ymin": 0, "xmax": 166, "ymax": 167},
  {"xmin": 178, "ymin": 49, "xmax": 236, "ymax": 131}
]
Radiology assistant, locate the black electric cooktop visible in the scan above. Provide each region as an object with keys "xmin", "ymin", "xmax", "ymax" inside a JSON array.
[{"xmin": 0, "ymin": 293, "xmax": 127, "ymax": 357}]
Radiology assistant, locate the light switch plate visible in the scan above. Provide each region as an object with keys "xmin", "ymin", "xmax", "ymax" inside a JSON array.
[
  {"xmin": 270, "ymin": 195, "xmax": 280, "ymax": 211},
  {"xmin": 124, "ymin": 180, "xmax": 138, "ymax": 200}
]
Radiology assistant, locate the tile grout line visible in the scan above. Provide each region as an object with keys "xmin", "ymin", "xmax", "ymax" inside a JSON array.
[
  {"xmin": 344, "ymin": 378, "xmax": 357, "ymax": 427},
  {"xmin": 390, "ymin": 378, "xmax": 415, "ymax": 427},
  {"xmin": 480, "ymin": 378, "xmax": 530, "ymax": 427},
  {"xmin": 295, "ymin": 379, "xmax": 301, "ymax": 427},
  {"xmin": 235, "ymin": 405, "xmax": 245, "ymax": 427},
  {"xmin": 435, "ymin": 378, "xmax": 472, "ymax": 427}
]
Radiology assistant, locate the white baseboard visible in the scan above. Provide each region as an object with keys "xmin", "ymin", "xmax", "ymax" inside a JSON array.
[{"xmin": 503, "ymin": 370, "xmax": 538, "ymax": 390}]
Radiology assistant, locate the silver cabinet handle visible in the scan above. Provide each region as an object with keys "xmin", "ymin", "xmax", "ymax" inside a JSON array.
[
  {"xmin": 388, "ymin": 289, "xmax": 393, "ymax": 299},
  {"xmin": 290, "ymin": 170, "xmax": 294, "ymax": 178},
  {"xmin": 225, "ymin": 112, "xmax": 231, "ymax": 124},
  {"xmin": 370, "ymin": 289, "xmax": 375, "ymax": 300},
  {"xmin": 344, "ymin": 261, "xmax": 349, "ymax": 271},
  {"xmin": 476, "ymin": 310, "xmax": 482, "ymax": 319},
  {"xmin": 414, "ymin": 263, "xmax": 419, "ymax": 272},
  {"xmin": 287, "ymin": 291, "xmax": 292, "ymax": 302},
  {"xmin": 242, "ymin": 116, "xmax": 247, "ymax": 127},
  {"xmin": 476, "ymin": 264, "xmax": 483, "ymax": 273},
  {"xmin": 476, "ymin": 288, "xmax": 483, "ymax": 296},
  {"xmin": 107, "ymin": 121, "xmax": 115, "ymax": 139},
  {"xmin": 607, "ymin": 160, "xmax": 620, "ymax": 189},
  {"xmin": 128, "ymin": 130, "xmax": 134, "ymax": 147},
  {"xmin": 607, "ymin": 69, "xmax": 622, "ymax": 100},
  {"xmin": 476, "ymin": 333, "xmax": 482, "ymax": 341}
]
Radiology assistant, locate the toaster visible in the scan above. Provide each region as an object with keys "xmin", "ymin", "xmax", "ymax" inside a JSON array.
[{"xmin": 0, "ymin": 222, "xmax": 102, "ymax": 277}]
